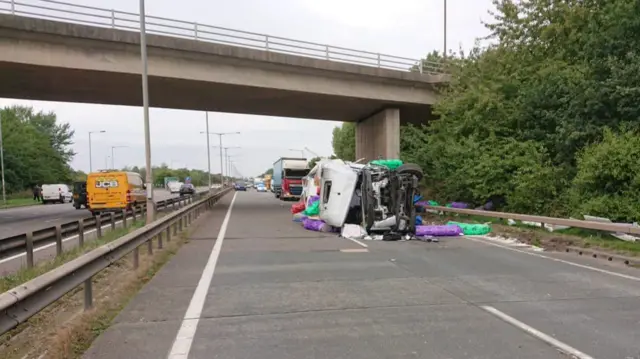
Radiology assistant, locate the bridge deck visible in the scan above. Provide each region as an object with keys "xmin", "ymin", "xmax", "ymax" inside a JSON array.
[{"xmin": 84, "ymin": 191, "xmax": 640, "ymax": 359}]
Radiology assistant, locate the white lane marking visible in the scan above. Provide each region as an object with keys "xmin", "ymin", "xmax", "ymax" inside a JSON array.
[
  {"xmin": 466, "ymin": 236, "xmax": 640, "ymax": 282},
  {"xmin": 346, "ymin": 237, "xmax": 368, "ymax": 248},
  {"xmin": 340, "ymin": 248, "xmax": 368, "ymax": 253},
  {"xmin": 481, "ymin": 305, "xmax": 596, "ymax": 359},
  {"xmin": 167, "ymin": 192, "xmax": 237, "ymax": 359},
  {"xmin": 0, "ymin": 221, "xmax": 122, "ymax": 265},
  {"xmin": 45, "ymin": 217, "xmax": 61, "ymax": 223}
]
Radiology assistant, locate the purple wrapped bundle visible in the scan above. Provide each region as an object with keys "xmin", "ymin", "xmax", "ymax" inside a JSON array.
[
  {"xmin": 415, "ymin": 201, "xmax": 430, "ymax": 207},
  {"xmin": 307, "ymin": 195, "xmax": 320, "ymax": 207},
  {"xmin": 450, "ymin": 202, "xmax": 469, "ymax": 209},
  {"xmin": 292, "ymin": 213, "xmax": 307, "ymax": 222},
  {"xmin": 303, "ymin": 218, "xmax": 326, "ymax": 231},
  {"xmin": 416, "ymin": 224, "xmax": 462, "ymax": 237}
]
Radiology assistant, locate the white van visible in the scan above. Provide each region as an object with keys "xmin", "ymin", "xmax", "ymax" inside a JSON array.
[
  {"xmin": 167, "ymin": 181, "xmax": 183, "ymax": 194},
  {"xmin": 41, "ymin": 184, "xmax": 72, "ymax": 204}
]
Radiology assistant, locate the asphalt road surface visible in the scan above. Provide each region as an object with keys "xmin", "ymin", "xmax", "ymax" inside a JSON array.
[
  {"xmin": 0, "ymin": 188, "xmax": 207, "ymax": 239},
  {"xmin": 84, "ymin": 191, "xmax": 640, "ymax": 359}
]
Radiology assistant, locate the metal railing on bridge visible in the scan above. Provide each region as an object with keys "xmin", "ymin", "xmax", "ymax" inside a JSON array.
[{"xmin": 0, "ymin": 0, "xmax": 445, "ymax": 74}]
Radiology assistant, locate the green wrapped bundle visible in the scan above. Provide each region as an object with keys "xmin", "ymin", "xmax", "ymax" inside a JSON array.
[
  {"xmin": 447, "ymin": 221, "xmax": 491, "ymax": 235},
  {"xmin": 303, "ymin": 200, "xmax": 320, "ymax": 216},
  {"xmin": 369, "ymin": 159, "xmax": 403, "ymax": 170}
]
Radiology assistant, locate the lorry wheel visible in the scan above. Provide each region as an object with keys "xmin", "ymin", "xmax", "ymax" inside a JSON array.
[{"xmin": 396, "ymin": 163, "xmax": 424, "ymax": 180}]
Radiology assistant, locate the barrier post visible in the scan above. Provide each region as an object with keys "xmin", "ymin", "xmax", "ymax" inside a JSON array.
[
  {"xmin": 26, "ymin": 232, "xmax": 34, "ymax": 268},
  {"xmin": 55, "ymin": 225, "xmax": 63, "ymax": 255},
  {"xmin": 78, "ymin": 220, "xmax": 85, "ymax": 246}
]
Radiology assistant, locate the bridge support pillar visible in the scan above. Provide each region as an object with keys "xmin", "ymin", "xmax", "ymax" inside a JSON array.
[{"xmin": 355, "ymin": 108, "xmax": 400, "ymax": 162}]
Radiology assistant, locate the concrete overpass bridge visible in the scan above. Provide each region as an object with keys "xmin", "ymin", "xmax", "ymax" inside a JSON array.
[{"xmin": 0, "ymin": 0, "xmax": 449, "ymax": 161}]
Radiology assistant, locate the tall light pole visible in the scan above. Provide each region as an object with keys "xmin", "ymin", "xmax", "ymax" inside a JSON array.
[
  {"xmin": 199, "ymin": 113, "xmax": 215, "ymax": 189},
  {"xmin": 213, "ymin": 146, "xmax": 240, "ymax": 185},
  {"xmin": 205, "ymin": 132, "xmax": 240, "ymax": 185},
  {"xmin": 226, "ymin": 153, "xmax": 242, "ymax": 182},
  {"xmin": 88, "ymin": 130, "xmax": 106, "ymax": 172},
  {"xmin": 204, "ymin": 112, "xmax": 211, "ymax": 188},
  {"xmin": 289, "ymin": 148, "xmax": 305, "ymax": 158},
  {"xmin": 228, "ymin": 160, "xmax": 236, "ymax": 180},
  {"xmin": 111, "ymin": 145, "xmax": 128, "ymax": 169},
  {"xmin": 443, "ymin": 0, "xmax": 447, "ymax": 59},
  {"xmin": 0, "ymin": 113, "xmax": 6, "ymax": 206},
  {"xmin": 139, "ymin": 0, "xmax": 154, "ymax": 223}
]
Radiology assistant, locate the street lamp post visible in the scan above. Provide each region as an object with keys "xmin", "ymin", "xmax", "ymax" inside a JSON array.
[
  {"xmin": 0, "ymin": 113, "xmax": 6, "ymax": 206},
  {"xmin": 205, "ymin": 113, "xmax": 211, "ymax": 188},
  {"xmin": 226, "ymin": 153, "xmax": 241, "ymax": 182},
  {"xmin": 289, "ymin": 148, "xmax": 305, "ymax": 158},
  {"xmin": 139, "ymin": 0, "xmax": 154, "ymax": 223},
  {"xmin": 228, "ymin": 160, "xmax": 235, "ymax": 180},
  {"xmin": 88, "ymin": 130, "xmax": 106, "ymax": 172},
  {"xmin": 198, "ymin": 113, "xmax": 216, "ymax": 189},
  {"xmin": 443, "ymin": 0, "xmax": 447, "ymax": 59},
  {"xmin": 204, "ymin": 132, "xmax": 240, "ymax": 186},
  {"xmin": 111, "ymin": 146, "xmax": 128, "ymax": 169},
  {"xmin": 213, "ymin": 146, "xmax": 240, "ymax": 186}
]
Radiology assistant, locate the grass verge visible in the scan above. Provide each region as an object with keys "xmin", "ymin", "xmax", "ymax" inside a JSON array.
[
  {"xmin": 0, "ymin": 205, "xmax": 211, "ymax": 359},
  {"xmin": 0, "ymin": 197, "xmax": 39, "ymax": 209},
  {"xmin": 421, "ymin": 211, "xmax": 640, "ymax": 257}
]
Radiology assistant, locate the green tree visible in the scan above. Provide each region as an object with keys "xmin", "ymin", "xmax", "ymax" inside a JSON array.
[
  {"xmin": 348, "ymin": 0, "xmax": 640, "ymax": 221},
  {"xmin": 1, "ymin": 106, "xmax": 74, "ymax": 192},
  {"xmin": 568, "ymin": 129, "xmax": 640, "ymax": 222},
  {"xmin": 308, "ymin": 156, "xmax": 321, "ymax": 168},
  {"xmin": 331, "ymin": 123, "xmax": 355, "ymax": 161}
]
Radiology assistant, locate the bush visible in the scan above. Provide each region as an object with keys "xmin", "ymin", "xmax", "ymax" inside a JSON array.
[{"xmin": 569, "ymin": 129, "xmax": 640, "ymax": 222}]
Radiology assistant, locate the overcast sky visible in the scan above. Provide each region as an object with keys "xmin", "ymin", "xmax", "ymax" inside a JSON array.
[{"xmin": 0, "ymin": 0, "xmax": 493, "ymax": 177}]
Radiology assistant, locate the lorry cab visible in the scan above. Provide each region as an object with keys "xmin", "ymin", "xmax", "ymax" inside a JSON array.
[
  {"xmin": 273, "ymin": 157, "xmax": 309, "ymax": 200},
  {"xmin": 318, "ymin": 160, "xmax": 358, "ymax": 227},
  {"xmin": 87, "ymin": 171, "xmax": 146, "ymax": 215}
]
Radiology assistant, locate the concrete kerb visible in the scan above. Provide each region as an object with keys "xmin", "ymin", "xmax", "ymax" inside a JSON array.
[{"xmin": 564, "ymin": 246, "xmax": 640, "ymax": 267}]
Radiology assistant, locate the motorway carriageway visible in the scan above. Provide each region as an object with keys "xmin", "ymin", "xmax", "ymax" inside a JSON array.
[
  {"xmin": 0, "ymin": 188, "xmax": 207, "ymax": 275},
  {"xmin": 0, "ymin": 188, "xmax": 207, "ymax": 240},
  {"xmin": 83, "ymin": 190, "xmax": 640, "ymax": 359}
]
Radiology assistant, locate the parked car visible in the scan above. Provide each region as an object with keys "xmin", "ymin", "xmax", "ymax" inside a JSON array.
[
  {"xmin": 234, "ymin": 181, "xmax": 247, "ymax": 191},
  {"xmin": 179, "ymin": 183, "xmax": 196, "ymax": 196},
  {"xmin": 167, "ymin": 181, "xmax": 183, "ymax": 194},
  {"xmin": 256, "ymin": 183, "xmax": 267, "ymax": 192},
  {"xmin": 42, "ymin": 184, "xmax": 72, "ymax": 204},
  {"xmin": 72, "ymin": 181, "xmax": 88, "ymax": 209}
]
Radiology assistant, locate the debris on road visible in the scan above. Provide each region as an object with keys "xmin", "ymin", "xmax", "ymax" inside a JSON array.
[
  {"xmin": 447, "ymin": 221, "xmax": 492, "ymax": 235},
  {"xmin": 289, "ymin": 158, "xmax": 481, "ymax": 243},
  {"xmin": 287, "ymin": 159, "xmax": 499, "ymax": 243}
]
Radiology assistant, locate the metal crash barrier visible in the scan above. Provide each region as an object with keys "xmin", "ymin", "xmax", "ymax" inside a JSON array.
[{"xmin": 0, "ymin": 187, "xmax": 232, "ymax": 335}]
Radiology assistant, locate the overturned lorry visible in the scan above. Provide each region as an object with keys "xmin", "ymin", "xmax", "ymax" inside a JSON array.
[{"xmin": 307, "ymin": 159, "xmax": 423, "ymax": 238}]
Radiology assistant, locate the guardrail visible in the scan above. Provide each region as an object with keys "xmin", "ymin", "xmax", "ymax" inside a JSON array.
[
  {"xmin": 0, "ymin": 186, "xmax": 231, "ymax": 335},
  {"xmin": 0, "ymin": 0, "xmax": 445, "ymax": 74},
  {"xmin": 0, "ymin": 190, "xmax": 210, "ymax": 265},
  {"xmin": 428, "ymin": 206, "xmax": 640, "ymax": 236}
]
